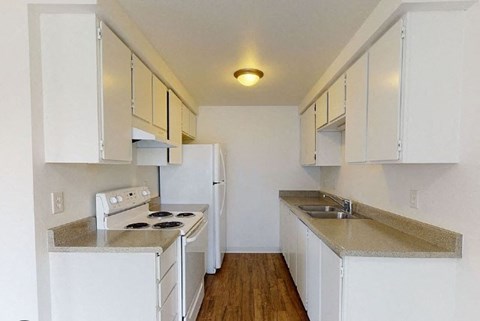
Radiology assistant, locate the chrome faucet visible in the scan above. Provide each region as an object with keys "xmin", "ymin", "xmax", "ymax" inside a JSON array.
[{"xmin": 323, "ymin": 194, "xmax": 352, "ymax": 214}]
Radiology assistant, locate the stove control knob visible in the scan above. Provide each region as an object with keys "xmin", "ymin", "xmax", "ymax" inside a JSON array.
[
  {"xmin": 109, "ymin": 196, "xmax": 118, "ymax": 204},
  {"xmin": 116, "ymin": 196, "xmax": 123, "ymax": 203},
  {"xmin": 141, "ymin": 190, "xmax": 149, "ymax": 196}
]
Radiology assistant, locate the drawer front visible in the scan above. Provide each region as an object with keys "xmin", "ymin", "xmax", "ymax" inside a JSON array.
[
  {"xmin": 160, "ymin": 285, "xmax": 178, "ymax": 321},
  {"xmin": 159, "ymin": 262, "xmax": 177, "ymax": 307},
  {"xmin": 159, "ymin": 239, "xmax": 177, "ymax": 279}
]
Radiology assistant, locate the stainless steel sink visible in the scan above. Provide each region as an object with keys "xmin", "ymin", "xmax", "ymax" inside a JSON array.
[
  {"xmin": 306, "ymin": 211, "xmax": 359, "ymax": 219},
  {"xmin": 298, "ymin": 205, "xmax": 341, "ymax": 212}
]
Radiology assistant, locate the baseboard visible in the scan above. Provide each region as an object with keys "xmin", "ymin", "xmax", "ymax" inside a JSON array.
[{"xmin": 226, "ymin": 247, "xmax": 281, "ymax": 253}]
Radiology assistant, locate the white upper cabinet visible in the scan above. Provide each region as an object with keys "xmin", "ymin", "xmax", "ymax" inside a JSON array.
[
  {"xmin": 345, "ymin": 53, "xmax": 369, "ymax": 163},
  {"xmin": 366, "ymin": 12, "xmax": 463, "ymax": 163},
  {"xmin": 132, "ymin": 55, "xmax": 153, "ymax": 123},
  {"xmin": 367, "ymin": 20, "xmax": 403, "ymax": 162},
  {"xmin": 152, "ymin": 76, "xmax": 168, "ymax": 140},
  {"xmin": 132, "ymin": 56, "xmax": 169, "ymax": 142},
  {"xmin": 315, "ymin": 92, "xmax": 328, "ymax": 130},
  {"xmin": 42, "ymin": 14, "xmax": 132, "ymax": 163},
  {"xmin": 168, "ymin": 90, "xmax": 183, "ymax": 164},
  {"xmin": 300, "ymin": 104, "xmax": 316, "ymax": 166},
  {"xmin": 328, "ymin": 75, "xmax": 346, "ymax": 122},
  {"xmin": 181, "ymin": 105, "xmax": 197, "ymax": 139}
]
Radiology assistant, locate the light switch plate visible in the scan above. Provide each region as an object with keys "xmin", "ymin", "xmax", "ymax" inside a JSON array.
[
  {"xmin": 51, "ymin": 192, "xmax": 64, "ymax": 214},
  {"xmin": 409, "ymin": 190, "xmax": 418, "ymax": 209}
]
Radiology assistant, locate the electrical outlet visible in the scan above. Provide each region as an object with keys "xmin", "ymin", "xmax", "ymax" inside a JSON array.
[
  {"xmin": 409, "ymin": 190, "xmax": 418, "ymax": 209},
  {"xmin": 51, "ymin": 192, "xmax": 64, "ymax": 214}
]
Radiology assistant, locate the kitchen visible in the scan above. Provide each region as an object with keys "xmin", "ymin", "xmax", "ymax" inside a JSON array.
[{"xmin": 1, "ymin": 0, "xmax": 480, "ymax": 320}]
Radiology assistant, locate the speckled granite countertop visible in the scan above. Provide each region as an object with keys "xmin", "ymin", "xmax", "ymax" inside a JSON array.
[
  {"xmin": 48, "ymin": 201, "xmax": 209, "ymax": 253},
  {"xmin": 280, "ymin": 191, "xmax": 462, "ymax": 258}
]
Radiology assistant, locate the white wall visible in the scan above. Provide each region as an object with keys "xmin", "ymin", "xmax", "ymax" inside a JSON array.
[
  {"xmin": 0, "ymin": 2, "xmax": 161, "ymax": 320},
  {"xmin": 195, "ymin": 106, "xmax": 320, "ymax": 252},
  {"xmin": 320, "ymin": 3, "xmax": 480, "ymax": 320}
]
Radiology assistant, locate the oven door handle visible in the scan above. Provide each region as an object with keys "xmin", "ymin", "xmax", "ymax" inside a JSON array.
[{"xmin": 186, "ymin": 220, "xmax": 207, "ymax": 243}]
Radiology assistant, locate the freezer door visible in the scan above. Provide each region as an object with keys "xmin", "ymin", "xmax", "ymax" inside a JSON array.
[
  {"xmin": 214, "ymin": 181, "xmax": 226, "ymax": 269},
  {"xmin": 213, "ymin": 144, "xmax": 226, "ymax": 183}
]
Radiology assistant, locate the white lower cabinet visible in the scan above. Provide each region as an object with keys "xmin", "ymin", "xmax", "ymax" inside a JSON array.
[
  {"xmin": 321, "ymin": 242, "xmax": 343, "ymax": 321},
  {"xmin": 279, "ymin": 202, "xmax": 289, "ymax": 261},
  {"xmin": 279, "ymin": 203, "xmax": 458, "ymax": 321},
  {"xmin": 50, "ymin": 239, "xmax": 180, "ymax": 321},
  {"xmin": 287, "ymin": 210, "xmax": 298, "ymax": 283},
  {"xmin": 306, "ymin": 231, "xmax": 321, "ymax": 321},
  {"xmin": 296, "ymin": 219, "xmax": 308, "ymax": 307}
]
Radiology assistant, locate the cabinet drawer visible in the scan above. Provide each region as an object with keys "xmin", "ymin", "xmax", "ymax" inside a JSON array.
[
  {"xmin": 159, "ymin": 240, "xmax": 177, "ymax": 279},
  {"xmin": 159, "ymin": 262, "xmax": 177, "ymax": 307},
  {"xmin": 160, "ymin": 285, "xmax": 178, "ymax": 321}
]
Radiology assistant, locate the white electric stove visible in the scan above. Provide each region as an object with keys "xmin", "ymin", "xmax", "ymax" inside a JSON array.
[{"xmin": 95, "ymin": 186, "xmax": 208, "ymax": 321}]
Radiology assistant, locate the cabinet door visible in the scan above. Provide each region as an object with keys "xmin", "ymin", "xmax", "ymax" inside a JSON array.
[
  {"xmin": 300, "ymin": 104, "xmax": 316, "ymax": 166},
  {"xmin": 287, "ymin": 211, "xmax": 298, "ymax": 283},
  {"xmin": 100, "ymin": 21, "xmax": 132, "ymax": 162},
  {"xmin": 321, "ymin": 242, "xmax": 342, "ymax": 321},
  {"xmin": 345, "ymin": 53, "xmax": 369, "ymax": 163},
  {"xmin": 328, "ymin": 75, "xmax": 346, "ymax": 121},
  {"xmin": 296, "ymin": 219, "xmax": 308, "ymax": 308},
  {"xmin": 182, "ymin": 104, "xmax": 190, "ymax": 136},
  {"xmin": 367, "ymin": 20, "xmax": 403, "ymax": 161},
  {"xmin": 152, "ymin": 76, "xmax": 168, "ymax": 135},
  {"xmin": 279, "ymin": 202, "xmax": 289, "ymax": 260},
  {"xmin": 307, "ymin": 232, "xmax": 321, "ymax": 321},
  {"xmin": 315, "ymin": 93, "xmax": 328, "ymax": 129},
  {"xmin": 132, "ymin": 55, "xmax": 153, "ymax": 123},
  {"xmin": 168, "ymin": 90, "xmax": 183, "ymax": 164},
  {"xmin": 190, "ymin": 112, "xmax": 197, "ymax": 138}
]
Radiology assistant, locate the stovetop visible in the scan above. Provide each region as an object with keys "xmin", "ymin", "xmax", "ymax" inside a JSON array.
[{"xmin": 96, "ymin": 186, "xmax": 204, "ymax": 235}]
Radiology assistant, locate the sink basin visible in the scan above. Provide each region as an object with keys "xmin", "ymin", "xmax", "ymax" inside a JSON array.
[
  {"xmin": 298, "ymin": 205, "xmax": 341, "ymax": 212},
  {"xmin": 306, "ymin": 211, "xmax": 359, "ymax": 219}
]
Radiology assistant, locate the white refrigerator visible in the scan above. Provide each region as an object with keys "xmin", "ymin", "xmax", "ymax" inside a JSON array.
[{"xmin": 160, "ymin": 144, "xmax": 226, "ymax": 274}]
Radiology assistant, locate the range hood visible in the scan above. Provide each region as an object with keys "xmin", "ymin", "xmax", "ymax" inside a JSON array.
[{"xmin": 132, "ymin": 127, "xmax": 177, "ymax": 148}]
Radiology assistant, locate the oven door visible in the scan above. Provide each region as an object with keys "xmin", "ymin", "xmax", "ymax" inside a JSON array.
[{"xmin": 182, "ymin": 219, "xmax": 208, "ymax": 321}]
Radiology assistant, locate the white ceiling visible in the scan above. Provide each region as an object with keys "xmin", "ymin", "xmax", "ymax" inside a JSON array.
[{"xmin": 117, "ymin": 0, "xmax": 382, "ymax": 107}]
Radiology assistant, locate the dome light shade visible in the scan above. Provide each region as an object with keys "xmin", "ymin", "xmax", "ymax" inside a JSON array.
[{"xmin": 234, "ymin": 68, "xmax": 264, "ymax": 86}]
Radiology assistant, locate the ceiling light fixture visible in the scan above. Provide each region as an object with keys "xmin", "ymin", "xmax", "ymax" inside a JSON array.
[{"xmin": 234, "ymin": 68, "xmax": 264, "ymax": 87}]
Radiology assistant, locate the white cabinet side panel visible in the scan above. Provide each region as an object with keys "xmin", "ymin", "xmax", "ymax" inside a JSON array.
[
  {"xmin": 300, "ymin": 104, "xmax": 316, "ymax": 166},
  {"xmin": 342, "ymin": 257, "xmax": 457, "ymax": 321},
  {"xmin": 41, "ymin": 14, "xmax": 99, "ymax": 163},
  {"xmin": 100, "ymin": 21, "xmax": 132, "ymax": 162},
  {"xmin": 402, "ymin": 11, "xmax": 463, "ymax": 163},
  {"xmin": 367, "ymin": 19, "xmax": 403, "ymax": 162},
  {"xmin": 345, "ymin": 53, "xmax": 369, "ymax": 163},
  {"xmin": 50, "ymin": 252, "xmax": 157, "ymax": 321}
]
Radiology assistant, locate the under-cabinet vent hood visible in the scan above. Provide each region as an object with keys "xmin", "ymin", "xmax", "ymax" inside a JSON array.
[{"xmin": 132, "ymin": 127, "xmax": 176, "ymax": 148}]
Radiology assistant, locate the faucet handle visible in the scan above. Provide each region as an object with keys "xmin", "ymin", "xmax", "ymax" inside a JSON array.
[{"xmin": 343, "ymin": 199, "xmax": 352, "ymax": 214}]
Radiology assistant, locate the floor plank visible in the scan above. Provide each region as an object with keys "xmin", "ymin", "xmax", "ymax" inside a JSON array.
[{"xmin": 197, "ymin": 253, "xmax": 309, "ymax": 321}]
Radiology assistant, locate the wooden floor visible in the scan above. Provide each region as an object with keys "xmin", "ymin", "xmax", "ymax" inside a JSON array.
[{"xmin": 197, "ymin": 253, "xmax": 309, "ymax": 321}]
